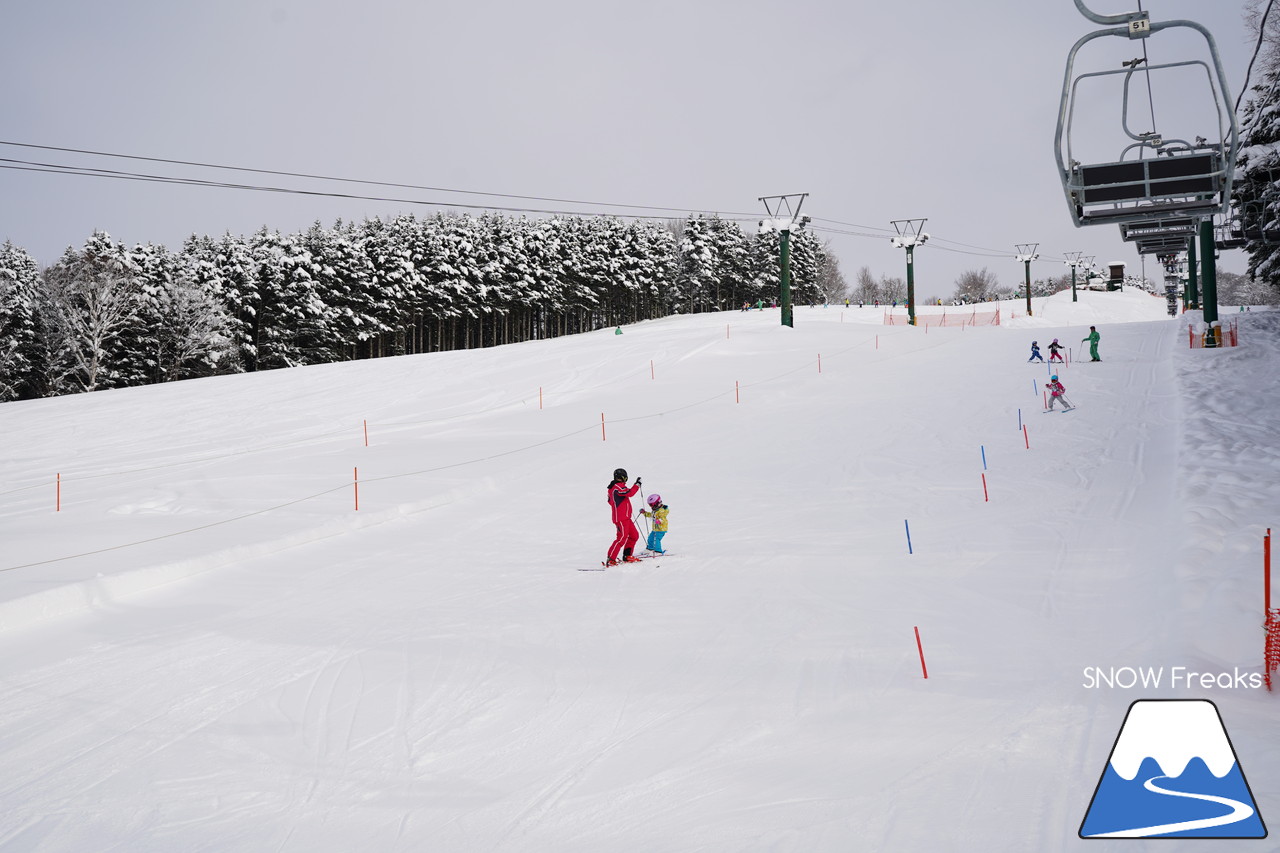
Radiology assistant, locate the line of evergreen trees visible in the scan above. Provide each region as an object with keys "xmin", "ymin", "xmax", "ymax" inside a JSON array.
[{"xmin": 0, "ymin": 212, "xmax": 825, "ymax": 402}]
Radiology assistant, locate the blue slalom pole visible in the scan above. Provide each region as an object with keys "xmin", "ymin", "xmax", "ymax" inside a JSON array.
[
  {"xmin": 1018, "ymin": 408, "xmax": 1022, "ymax": 431},
  {"xmin": 981, "ymin": 445, "xmax": 987, "ymax": 470},
  {"xmin": 905, "ymin": 519, "xmax": 913, "ymax": 554}
]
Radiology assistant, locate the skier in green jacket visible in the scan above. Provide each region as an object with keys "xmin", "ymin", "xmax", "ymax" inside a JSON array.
[{"xmin": 1083, "ymin": 326, "xmax": 1101, "ymax": 362}]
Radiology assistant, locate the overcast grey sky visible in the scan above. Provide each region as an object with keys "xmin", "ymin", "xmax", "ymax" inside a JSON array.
[{"xmin": 0, "ymin": 0, "xmax": 1260, "ymax": 300}]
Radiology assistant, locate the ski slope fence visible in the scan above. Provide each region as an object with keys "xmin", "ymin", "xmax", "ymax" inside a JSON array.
[
  {"xmin": 1189, "ymin": 319, "xmax": 1240, "ymax": 348},
  {"xmin": 883, "ymin": 307, "xmax": 1001, "ymax": 327}
]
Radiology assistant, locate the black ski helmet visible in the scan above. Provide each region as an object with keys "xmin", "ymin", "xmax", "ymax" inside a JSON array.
[{"xmin": 613, "ymin": 468, "xmax": 628, "ymax": 482}]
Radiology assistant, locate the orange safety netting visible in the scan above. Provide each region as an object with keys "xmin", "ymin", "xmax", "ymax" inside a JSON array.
[
  {"xmin": 1189, "ymin": 320, "xmax": 1239, "ymax": 348},
  {"xmin": 883, "ymin": 308, "xmax": 1001, "ymax": 327},
  {"xmin": 1267, "ymin": 609, "xmax": 1280, "ymax": 691}
]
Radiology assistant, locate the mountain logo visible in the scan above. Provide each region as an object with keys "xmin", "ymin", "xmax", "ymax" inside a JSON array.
[{"xmin": 1080, "ymin": 699, "xmax": 1267, "ymax": 839}]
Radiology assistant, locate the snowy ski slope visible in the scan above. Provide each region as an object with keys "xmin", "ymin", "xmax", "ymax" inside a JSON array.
[{"xmin": 0, "ymin": 290, "xmax": 1277, "ymax": 851}]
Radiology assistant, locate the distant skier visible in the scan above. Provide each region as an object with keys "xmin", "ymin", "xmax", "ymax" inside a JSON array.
[
  {"xmin": 1083, "ymin": 326, "xmax": 1101, "ymax": 361},
  {"xmin": 640, "ymin": 493, "xmax": 669, "ymax": 554},
  {"xmin": 605, "ymin": 468, "xmax": 642, "ymax": 566},
  {"xmin": 1045, "ymin": 375, "xmax": 1074, "ymax": 411},
  {"xmin": 1029, "ymin": 341, "xmax": 1045, "ymax": 363},
  {"xmin": 1048, "ymin": 338, "xmax": 1065, "ymax": 363}
]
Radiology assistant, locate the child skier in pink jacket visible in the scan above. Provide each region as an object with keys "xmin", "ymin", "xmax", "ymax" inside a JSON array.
[{"xmin": 1045, "ymin": 375, "xmax": 1074, "ymax": 411}]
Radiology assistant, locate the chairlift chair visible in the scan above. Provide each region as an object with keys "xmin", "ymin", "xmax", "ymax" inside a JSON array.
[{"xmin": 1055, "ymin": 0, "xmax": 1239, "ymax": 229}]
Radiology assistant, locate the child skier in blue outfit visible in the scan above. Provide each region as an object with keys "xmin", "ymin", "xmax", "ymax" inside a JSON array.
[
  {"xmin": 640, "ymin": 494, "xmax": 669, "ymax": 554},
  {"xmin": 1028, "ymin": 341, "xmax": 1045, "ymax": 363}
]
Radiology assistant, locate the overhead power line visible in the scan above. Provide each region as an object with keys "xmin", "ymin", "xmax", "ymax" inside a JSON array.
[
  {"xmin": 0, "ymin": 139, "xmax": 761, "ymax": 221},
  {"xmin": 1, "ymin": 138, "xmax": 1073, "ymax": 266}
]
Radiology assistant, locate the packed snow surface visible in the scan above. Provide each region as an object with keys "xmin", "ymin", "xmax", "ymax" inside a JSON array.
[{"xmin": 1, "ymin": 290, "xmax": 1277, "ymax": 851}]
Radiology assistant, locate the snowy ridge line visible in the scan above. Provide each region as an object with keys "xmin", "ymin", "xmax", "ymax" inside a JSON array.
[
  {"xmin": 0, "ymin": 326, "xmax": 890, "ymax": 572},
  {"xmin": 0, "ymin": 492, "xmax": 459, "ymax": 633},
  {"xmin": 0, "ymin": 321, "xmax": 884, "ymax": 508}
]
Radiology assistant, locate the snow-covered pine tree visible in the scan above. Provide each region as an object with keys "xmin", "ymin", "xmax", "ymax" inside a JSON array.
[
  {"xmin": 1234, "ymin": 63, "xmax": 1280, "ymax": 292},
  {"xmin": 707, "ymin": 216, "xmax": 751, "ymax": 312},
  {"xmin": 748, "ymin": 229, "xmax": 782, "ymax": 306},
  {"xmin": 248, "ymin": 228, "xmax": 327, "ymax": 370},
  {"xmin": 0, "ymin": 240, "xmax": 43, "ymax": 400},
  {"xmin": 676, "ymin": 215, "xmax": 717, "ymax": 314}
]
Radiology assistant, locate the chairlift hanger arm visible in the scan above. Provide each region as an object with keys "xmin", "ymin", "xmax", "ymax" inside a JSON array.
[{"xmin": 1073, "ymin": 0, "xmax": 1148, "ymax": 29}]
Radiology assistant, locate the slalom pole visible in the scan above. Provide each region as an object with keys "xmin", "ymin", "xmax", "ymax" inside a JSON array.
[
  {"xmin": 905, "ymin": 519, "xmax": 913, "ymax": 554},
  {"xmin": 56, "ymin": 472, "xmax": 61, "ymax": 512},
  {"xmin": 363, "ymin": 419, "xmax": 369, "ymax": 447},
  {"xmin": 915, "ymin": 626, "xmax": 929, "ymax": 679},
  {"xmin": 981, "ymin": 445, "xmax": 987, "ymax": 470},
  {"xmin": 982, "ymin": 473, "xmax": 989, "ymax": 502}
]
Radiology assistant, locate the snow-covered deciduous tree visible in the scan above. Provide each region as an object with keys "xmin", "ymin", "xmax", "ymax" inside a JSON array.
[
  {"xmin": 814, "ymin": 239, "xmax": 849, "ymax": 304},
  {"xmin": 40, "ymin": 231, "xmax": 143, "ymax": 394},
  {"xmin": 953, "ymin": 268, "xmax": 1000, "ymax": 303}
]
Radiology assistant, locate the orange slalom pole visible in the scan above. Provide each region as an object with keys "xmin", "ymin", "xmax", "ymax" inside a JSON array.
[
  {"xmin": 601, "ymin": 412, "xmax": 606, "ymax": 441},
  {"xmin": 363, "ymin": 419, "xmax": 369, "ymax": 447},
  {"xmin": 915, "ymin": 626, "xmax": 928, "ymax": 679}
]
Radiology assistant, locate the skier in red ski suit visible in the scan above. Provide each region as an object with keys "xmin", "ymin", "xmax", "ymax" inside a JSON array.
[{"xmin": 605, "ymin": 468, "xmax": 642, "ymax": 565}]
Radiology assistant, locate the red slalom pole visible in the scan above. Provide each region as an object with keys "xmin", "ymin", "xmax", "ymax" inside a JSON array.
[
  {"xmin": 539, "ymin": 386, "xmax": 543, "ymax": 409},
  {"xmin": 915, "ymin": 626, "xmax": 929, "ymax": 679},
  {"xmin": 650, "ymin": 359, "xmax": 655, "ymax": 380},
  {"xmin": 1023, "ymin": 424, "xmax": 1030, "ymax": 449},
  {"xmin": 735, "ymin": 381, "xmax": 740, "ymax": 403},
  {"xmin": 982, "ymin": 473, "xmax": 989, "ymax": 502},
  {"xmin": 1266, "ymin": 528, "xmax": 1273, "ymax": 615}
]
